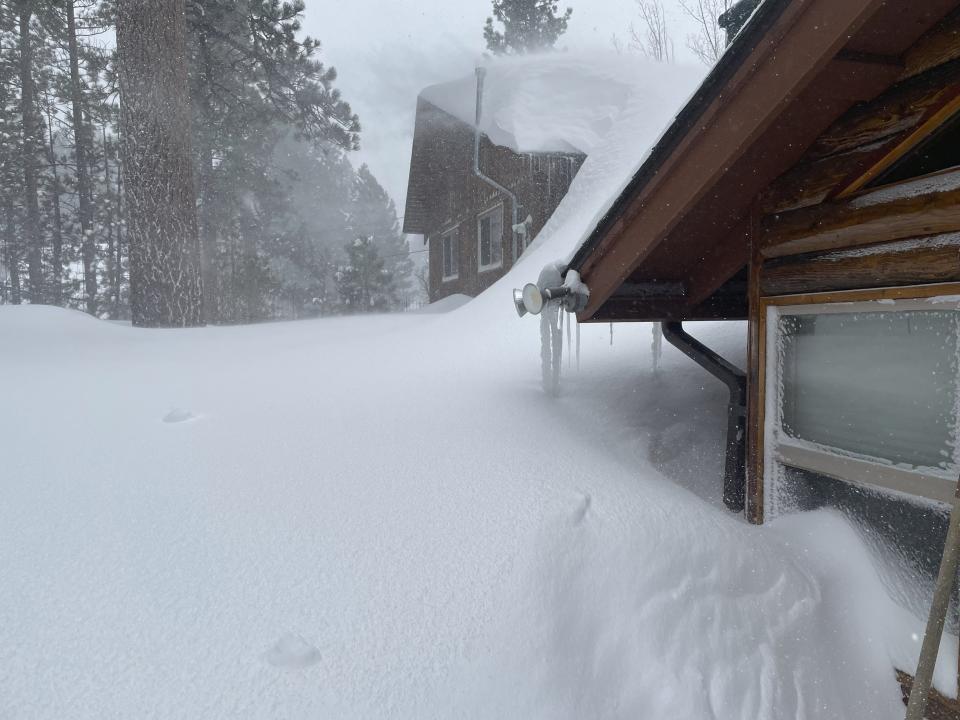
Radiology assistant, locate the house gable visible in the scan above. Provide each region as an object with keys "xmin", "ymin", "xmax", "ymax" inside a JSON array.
[{"xmin": 404, "ymin": 96, "xmax": 585, "ymax": 302}]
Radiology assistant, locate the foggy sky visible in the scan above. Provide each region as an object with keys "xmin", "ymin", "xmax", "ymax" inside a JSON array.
[{"xmin": 300, "ymin": 1, "xmax": 704, "ymax": 217}]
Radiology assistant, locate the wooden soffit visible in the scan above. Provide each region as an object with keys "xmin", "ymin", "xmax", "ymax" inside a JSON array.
[{"xmin": 574, "ymin": 0, "xmax": 960, "ymax": 322}]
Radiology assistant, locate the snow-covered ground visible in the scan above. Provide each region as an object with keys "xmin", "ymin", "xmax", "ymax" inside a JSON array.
[
  {"xmin": 1, "ymin": 252, "xmax": 955, "ymax": 717},
  {"xmin": 0, "ymin": 50, "xmax": 953, "ymax": 719}
]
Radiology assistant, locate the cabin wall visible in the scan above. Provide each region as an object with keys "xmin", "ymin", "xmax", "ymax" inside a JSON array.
[
  {"xmin": 408, "ymin": 101, "xmax": 585, "ymax": 302},
  {"xmin": 746, "ymin": 10, "xmax": 960, "ymax": 526}
]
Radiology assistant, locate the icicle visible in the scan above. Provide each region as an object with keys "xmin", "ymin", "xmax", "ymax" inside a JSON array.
[
  {"xmin": 609, "ymin": 322, "xmax": 614, "ymax": 347},
  {"xmin": 540, "ymin": 300, "xmax": 562, "ymax": 396},
  {"xmin": 566, "ymin": 307, "xmax": 572, "ymax": 368},
  {"xmin": 651, "ymin": 322, "xmax": 663, "ymax": 375},
  {"xmin": 576, "ymin": 317, "xmax": 581, "ymax": 371}
]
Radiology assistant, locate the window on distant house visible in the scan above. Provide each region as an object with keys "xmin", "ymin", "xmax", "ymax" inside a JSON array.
[
  {"xmin": 441, "ymin": 226, "xmax": 458, "ymax": 281},
  {"xmin": 477, "ymin": 205, "xmax": 503, "ymax": 271},
  {"xmin": 764, "ymin": 291, "xmax": 960, "ymax": 509}
]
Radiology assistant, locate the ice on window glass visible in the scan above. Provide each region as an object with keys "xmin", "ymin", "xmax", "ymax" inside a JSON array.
[{"xmin": 779, "ymin": 310, "xmax": 959, "ymax": 471}]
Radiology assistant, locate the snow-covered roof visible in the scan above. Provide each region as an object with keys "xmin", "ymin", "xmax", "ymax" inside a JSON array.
[
  {"xmin": 418, "ymin": 52, "xmax": 674, "ymax": 156},
  {"xmin": 481, "ymin": 56, "xmax": 707, "ymax": 264}
]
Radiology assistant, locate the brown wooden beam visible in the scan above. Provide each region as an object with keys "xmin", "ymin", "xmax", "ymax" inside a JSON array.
[
  {"xmin": 761, "ymin": 180, "xmax": 960, "ymax": 258},
  {"xmin": 578, "ymin": 0, "xmax": 889, "ymax": 319},
  {"xmin": 685, "ymin": 218, "xmax": 752, "ymax": 306},
  {"xmin": 761, "ymin": 236, "xmax": 960, "ymax": 295},
  {"xmin": 896, "ymin": 669, "xmax": 960, "ymax": 720},
  {"xmin": 583, "ymin": 288, "xmax": 747, "ymax": 323}
]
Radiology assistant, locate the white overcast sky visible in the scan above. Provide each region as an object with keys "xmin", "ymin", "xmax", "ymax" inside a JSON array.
[{"xmin": 300, "ymin": 0, "xmax": 704, "ymax": 214}]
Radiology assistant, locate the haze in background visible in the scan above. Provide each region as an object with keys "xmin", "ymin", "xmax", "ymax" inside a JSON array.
[{"xmin": 301, "ymin": 0, "xmax": 705, "ymax": 211}]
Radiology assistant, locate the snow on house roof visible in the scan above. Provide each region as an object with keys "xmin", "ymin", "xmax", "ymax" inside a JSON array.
[
  {"xmin": 418, "ymin": 52, "xmax": 697, "ymax": 157},
  {"xmin": 468, "ymin": 55, "xmax": 708, "ymax": 265}
]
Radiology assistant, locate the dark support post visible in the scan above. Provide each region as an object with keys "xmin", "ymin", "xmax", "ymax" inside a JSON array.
[{"xmin": 662, "ymin": 322, "xmax": 747, "ymax": 512}]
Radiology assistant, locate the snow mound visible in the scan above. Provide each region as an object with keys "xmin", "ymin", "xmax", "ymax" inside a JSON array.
[
  {"xmin": 419, "ymin": 52, "xmax": 699, "ymax": 157},
  {"xmin": 162, "ymin": 409, "xmax": 198, "ymax": 424},
  {"xmin": 0, "ymin": 303, "xmax": 944, "ymax": 718},
  {"xmin": 263, "ymin": 634, "xmax": 321, "ymax": 669},
  {"xmin": 409, "ymin": 293, "xmax": 472, "ymax": 314}
]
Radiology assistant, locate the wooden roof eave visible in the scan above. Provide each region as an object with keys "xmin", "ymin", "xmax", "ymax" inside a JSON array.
[{"xmin": 571, "ymin": 0, "xmax": 959, "ymax": 323}]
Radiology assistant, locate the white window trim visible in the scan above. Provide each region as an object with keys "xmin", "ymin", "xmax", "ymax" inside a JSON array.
[
  {"xmin": 763, "ymin": 291, "xmax": 960, "ymax": 512},
  {"xmin": 439, "ymin": 223, "xmax": 459, "ymax": 282},
  {"xmin": 477, "ymin": 203, "xmax": 504, "ymax": 273}
]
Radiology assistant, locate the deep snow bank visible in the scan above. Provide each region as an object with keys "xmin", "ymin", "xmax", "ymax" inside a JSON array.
[{"xmin": 0, "ymin": 301, "xmax": 950, "ymax": 719}]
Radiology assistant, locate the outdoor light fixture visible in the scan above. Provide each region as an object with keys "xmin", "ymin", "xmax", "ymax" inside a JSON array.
[
  {"xmin": 514, "ymin": 263, "xmax": 589, "ymax": 317},
  {"xmin": 513, "ymin": 283, "xmax": 546, "ymax": 317},
  {"xmin": 512, "ymin": 283, "xmax": 585, "ymax": 316}
]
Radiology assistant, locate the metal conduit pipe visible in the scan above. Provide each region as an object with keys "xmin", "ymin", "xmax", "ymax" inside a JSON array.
[
  {"xmin": 662, "ymin": 322, "xmax": 747, "ymax": 512},
  {"xmin": 474, "ymin": 67, "xmax": 521, "ymax": 261}
]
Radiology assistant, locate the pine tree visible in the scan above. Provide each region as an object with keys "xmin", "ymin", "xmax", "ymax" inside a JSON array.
[
  {"xmin": 184, "ymin": 0, "xmax": 360, "ymax": 323},
  {"xmin": 116, "ymin": 0, "xmax": 203, "ymax": 327},
  {"xmin": 65, "ymin": 0, "xmax": 98, "ymax": 315},
  {"xmin": 348, "ymin": 164, "xmax": 412, "ymax": 309},
  {"xmin": 483, "ymin": 0, "xmax": 573, "ymax": 55},
  {"xmin": 335, "ymin": 236, "xmax": 394, "ymax": 314},
  {"xmin": 0, "ymin": 2, "xmax": 23, "ymax": 304},
  {"xmin": 15, "ymin": 0, "xmax": 44, "ymax": 302}
]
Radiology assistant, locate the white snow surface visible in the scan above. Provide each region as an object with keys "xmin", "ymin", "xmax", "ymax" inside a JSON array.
[{"xmin": 1, "ymin": 243, "xmax": 953, "ymax": 717}]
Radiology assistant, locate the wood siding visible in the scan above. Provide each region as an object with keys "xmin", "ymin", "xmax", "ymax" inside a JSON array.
[
  {"xmin": 404, "ymin": 99, "xmax": 584, "ymax": 302},
  {"xmin": 745, "ymin": 12, "xmax": 960, "ymax": 524}
]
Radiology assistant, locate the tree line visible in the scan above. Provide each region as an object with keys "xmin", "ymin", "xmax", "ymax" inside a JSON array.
[{"xmin": 1, "ymin": 0, "xmax": 415, "ymax": 326}]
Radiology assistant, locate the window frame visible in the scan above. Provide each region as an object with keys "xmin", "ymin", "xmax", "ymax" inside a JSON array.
[
  {"xmin": 476, "ymin": 203, "xmax": 504, "ymax": 273},
  {"xmin": 758, "ymin": 283, "xmax": 960, "ymax": 514},
  {"xmin": 439, "ymin": 223, "xmax": 459, "ymax": 282}
]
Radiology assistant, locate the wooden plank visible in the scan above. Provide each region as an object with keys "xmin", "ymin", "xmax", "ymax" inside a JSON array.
[
  {"xmin": 806, "ymin": 62, "xmax": 960, "ymax": 161},
  {"xmin": 838, "ymin": 91, "xmax": 960, "ymax": 197},
  {"xmin": 760, "ymin": 235, "xmax": 960, "ymax": 295},
  {"xmin": 746, "ymin": 215, "xmax": 765, "ymax": 525},
  {"xmin": 901, "ymin": 8, "xmax": 960, "ymax": 81},
  {"xmin": 685, "ymin": 218, "xmax": 752, "ymax": 306},
  {"xmin": 761, "ymin": 62, "xmax": 960, "ymax": 214},
  {"xmin": 584, "ymin": 292, "xmax": 747, "ymax": 323},
  {"xmin": 896, "ymin": 669, "xmax": 960, "ymax": 719},
  {"xmin": 760, "ymin": 182, "xmax": 960, "ymax": 258}
]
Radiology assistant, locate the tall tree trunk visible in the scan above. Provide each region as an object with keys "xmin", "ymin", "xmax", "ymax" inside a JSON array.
[
  {"xmin": 66, "ymin": 0, "xmax": 97, "ymax": 315},
  {"xmin": 3, "ymin": 198, "xmax": 21, "ymax": 305},
  {"xmin": 17, "ymin": 2, "xmax": 43, "ymax": 303},
  {"xmin": 196, "ymin": 26, "xmax": 220, "ymax": 324},
  {"xmin": 101, "ymin": 126, "xmax": 116, "ymax": 317},
  {"xmin": 116, "ymin": 0, "xmax": 203, "ymax": 328},
  {"xmin": 115, "ymin": 142, "xmax": 124, "ymax": 316},
  {"xmin": 45, "ymin": 105, "xmax": 64, "ymax": 305}
]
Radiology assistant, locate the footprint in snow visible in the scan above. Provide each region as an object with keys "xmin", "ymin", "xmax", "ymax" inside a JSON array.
[
  {"xmin": 263, "ymin": 633, "xmax": 321, "ymax": 669},
  {"xmin": 162, "ymin": 409, "xmax": 198, "ymax": 424},
  {"xmin": 571, "ymin": 493, "xmax": 592, "ymax": 526}
]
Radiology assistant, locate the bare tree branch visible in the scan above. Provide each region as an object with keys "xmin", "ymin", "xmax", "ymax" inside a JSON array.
[{"xmin": 678, "ymin": 0, "xmax": 731, "ymax": 65}]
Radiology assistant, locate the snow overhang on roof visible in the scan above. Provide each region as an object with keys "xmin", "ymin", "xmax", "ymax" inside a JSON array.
[
  {"xmin": 417, "ymin": 53, "xmax": 645, "ymax": 156},
  {"xmin": 566, "ymin": 0, "xmax": 960, "ymax": 323},
  {"xmin": 402, "ymin": 52, "xmax": 706, "ymax": 237}
]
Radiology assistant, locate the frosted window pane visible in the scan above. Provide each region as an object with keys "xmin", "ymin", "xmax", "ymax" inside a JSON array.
[
  {"xmin": 490, "ymin": 210, "xmax": 502, "ymax": 264},
  {"xmin": 479, "ymin": 217, "xmax": 491, "ymax": 266},
  {"xmin": 779, "ymin": 310, "xmax": 959, "ymax": 471}
]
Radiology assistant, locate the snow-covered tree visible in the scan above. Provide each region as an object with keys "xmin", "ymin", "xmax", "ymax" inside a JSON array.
[
  {"xmin": 184, "ymin": 0, "xmax": 360, "ymax": 323},
  {"xmin": 335, "ymin": 236, "xmax": 394, "ymax": 314},
  {"xmin": 483, "ymin": 0, "xmax": 573, "ymax": 55},
  {"xmin": 348, "ymin": 165, "xmax": 413, "ymax": 308}
]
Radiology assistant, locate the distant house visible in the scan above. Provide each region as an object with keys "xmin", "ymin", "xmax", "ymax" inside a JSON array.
[{"xmin": 403, "ymin": 58, "xmax": 605, "ymax": 302}]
